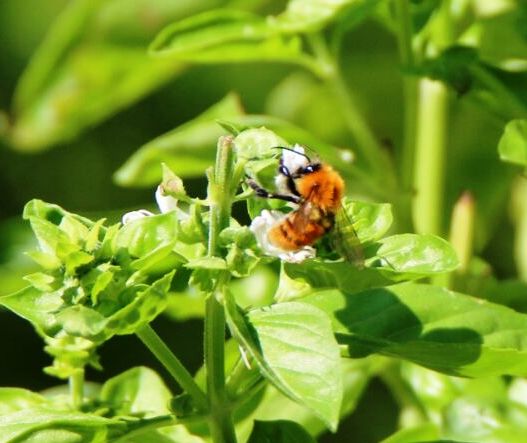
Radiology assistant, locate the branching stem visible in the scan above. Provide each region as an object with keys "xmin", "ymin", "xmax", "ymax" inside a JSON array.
[{"xmin": 136, "ymin": 324, "xmax": 208, "ymax": 412}]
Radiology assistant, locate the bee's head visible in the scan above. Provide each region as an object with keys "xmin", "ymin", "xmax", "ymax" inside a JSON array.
[
  {"xmin": 273, "ymin": 144, "xmax": 320, "ymax": 177},
  {"xmin": 296, "ymin": 162, "xmax": 322, "ymax": 176}
]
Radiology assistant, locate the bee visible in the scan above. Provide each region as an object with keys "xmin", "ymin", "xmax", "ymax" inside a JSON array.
[{"xmin": 247, "ymin": 145, "xmax": 363, "ymax": 265}]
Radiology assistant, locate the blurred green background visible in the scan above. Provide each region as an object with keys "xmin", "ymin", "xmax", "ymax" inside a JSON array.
[{"xmin": 0, "ymin": 1, "xmax": 520, "ymax": 441}]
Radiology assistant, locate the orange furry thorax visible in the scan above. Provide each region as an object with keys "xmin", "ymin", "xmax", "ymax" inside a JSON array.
[
  {"xmin": 295, "ymin": 164, "xmax": 345, "ymax": 212},
  {"xmin": 267, "ymin": 163, "xmax": 345, "ymax": 251}
]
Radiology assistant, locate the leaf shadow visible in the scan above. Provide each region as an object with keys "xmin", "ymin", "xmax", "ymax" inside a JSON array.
[{"xmin": 334, "ymin": 287, "xmax": 483, "ymax": 375}]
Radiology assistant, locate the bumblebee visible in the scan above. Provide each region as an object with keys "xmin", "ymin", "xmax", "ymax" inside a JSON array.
[{"xmin": 248, "ymin": 145, "xmax": 362, "ymax": 265}]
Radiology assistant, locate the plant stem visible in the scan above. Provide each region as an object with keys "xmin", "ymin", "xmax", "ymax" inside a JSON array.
[
  {"xmin": 69, "ymin": 370, "xmax": 84, "ymax": 409},
  {"xmin": 112, "ymin": 414, "xmax": 207, "ymax": 443},
  {"xmin": 379, "ymin": 363, "xmax": 428, "ymax": 425},
  {"xmin": 394, "ymin": 0, "xmax": 418, "ymax": 221},
  {"xmin": 308, "ymin": 34, "xmax": 396, "ymax": 190},
  {"xmin": 205, "ymin": 136, "xmax": 237, "ymax": 443},
  {"xmin": 512, "ymin": 177, "xmax": 527, "ymax": 281},
  {"xmin": 412, "ymin": 78, "xmax": 449, "ymax": 235},
  {"xmin": 136, "ymin": 324, "xmax": 208, "ymax": 412},
  {"xmin": 205, "ymin": 292, "xmax": 236, "ymax": 443}
]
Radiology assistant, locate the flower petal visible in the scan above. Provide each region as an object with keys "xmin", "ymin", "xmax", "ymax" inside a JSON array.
[
  {"xmin": 155, "ymin": 185, "xmax": 178, "ymax": 213},
  {"xmin": 122, "ymin": 209, "xmax": 154, "ymax": 225}
]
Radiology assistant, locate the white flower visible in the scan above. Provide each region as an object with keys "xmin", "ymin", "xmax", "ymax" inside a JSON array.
[
  {"xmin": 250, "ymin": 210, "xmax": 316, "ymax": 263},
  {"xmin": 155, "ymin": 185, "xmax": 178, "ymax": 213},
  {"xmin": 121, "ymin": 209, "xmax": 154, "ymax": 225},
  {"xmin": 121, "ymin": 185, "xmax": 178, "ymax": 225}
]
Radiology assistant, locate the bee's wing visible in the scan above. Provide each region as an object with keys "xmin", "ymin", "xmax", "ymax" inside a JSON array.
[{"xmin": 331, "ymin": 206, "xmax": 365, "ymax": 268}]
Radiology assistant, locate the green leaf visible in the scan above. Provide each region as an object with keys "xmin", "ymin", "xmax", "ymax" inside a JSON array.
[
  {"xmin": 113, "ymin": 212, "xmax": 179, "ymax": 259},
  {"xmin": 184, "ymin": 257, "xmax": 227, "ymax": 270},
  {"xmin": 247, "ymin": 420, "xmax": 316, "ymax": 443},
  {"xmin": 379, "ymin": 423, "xmax": 440, "ymax": 443},
  {"xmin": 150, "ymin": 10, "xmax": 269, "ymax": 56},
  {"xmin": 443, "ymin": 395, "xmax": 527, "ymax": 443},
  {"xmin": 372, "ymin": 234, "xmax": 459, "ymax": 275},
  {"xmin": 23, "ymin": 272, "xmax": 55, "ymax": 292},
  {"xmin": 26, "ymin": 217, "xmax": 76, "ymax": 257},
  {"xmin": 0, "ymin": 408, "xmax": 125, "ymax": 443},
  {"xmin": 55, "ymin": 305, "xmax": 107, "ymax": 338},
  {"xmin": 304, "ymin": 283, "xmax": 527, "ymax": 377},
  {"xmin": 461, "ymin": 9, "xmax": 527, "ymax": 72},
  {"xmin": 9, "ymin": 0, "xmax": 224, "ymax": 150},
  {"xmin": 105, "ymin": 271, "xmax": 174, "ymax": 336},
  {"xmin": 0, "ymin": 389, "xmax": 46, "ymax": 415},
  {"xmin": 234, "ymin": 127, "xmax": 288, "ymax": 162},
  {"xmin": 149, "ymin": 9, "xmax": 316, "ymax": 71},
  {"xmin": 498, "ymin": 119, "xmax": 527, "ymax": 167},
  {"xmin": 414, "ymin": 45, "xmax": 527, "ymax": 120},
  {"xmin": 0, "ymin": 286, "xmax": 62, "ymax": 332},
  {"xmin": 100, "ymin": 366, "xmax": 171, "ymax": 417},
  {"xmin": 226, "ymin": 296, "xmax": 343, "ymax": 431},
  {"xmin": 284, "ymin": 261, "xmax": 393, "ymax": 293},
  {"xmin": 341, "ymin": 199, "xmax": 393, "ymax": 244},
  {"xmin": 416, "ymin": 46, "xmax": 479, "ymax": 96},
  {"xmin": 275, "ymin": 0, "xmax": 375, "ymax": 33},
  {"xmin": 114, "ymin": 93, "xmax": 244, "ymax": 187},
  {"xmin": 23, "ymin": 200, "xmax": 97, "ymax": 234}
]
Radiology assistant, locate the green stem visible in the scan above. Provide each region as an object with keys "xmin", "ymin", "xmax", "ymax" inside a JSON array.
[
  {"xmin": 205, "ymin": 136, "xmax": 237, "ymax": 443},
  {"xmin": 112, "ymin": 414, "xmax": 208, "ymax": 443},
  {"xmin": 412, "ymin": 78, "xmax": 449, "ymax": 235},
  {"xmin": 136, "ymin": 324, "xmax": 208, "ymax": 412},
  {"xmin": 308, "ymin": 34, "xmax": 396, "ymax": 189},
  {"xmin": 513, "ymin": 177, "xmax": 527, "ymax": 281},
  {"xmin": 226, "ymin": 357, "xmax": 263, "ymax": 400},
  {"xmin": 69, "ymin": 370, "xmax": 84, "ymax": 409},
  {"xmin": 394, "ymin": 0, "xmax": 418, "ymax": 196},
  {"xmin": 379, "ymin": 363, "xmax": 428, "ymax": 425}
]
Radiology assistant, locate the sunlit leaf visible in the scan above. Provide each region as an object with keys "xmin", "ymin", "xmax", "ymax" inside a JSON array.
[
  {"xmin": 461, "ymin": 10, "xmax": 527, "ymax": 72},
  {"xmin": 379, "ymin": 423, "xmax": 440, "ymax": 443},
  {"xmin": 114, "ymin": 93, "xmax": 244, "ymax": 187},
  {"xmin": 372, "ymin": 233, "xmax": 459, "ymax": 275},
  {"xmin": 150, "ymin": 10, "xmax": 269, "ymax": 56},
  {"xmin": 304, "ymin": 283, "xmax": 527, "ymax": 377},
  {"xmin": 0, "ymin": 286, "xmax": 61, "ymax": 333},
  {"xmin": 226, "ymin": 296, "xmax": 343, "ymax": 431},
  {"xmin": 9, "ymin": 0, "xmax": 223, "ymax": 151},
  {"xmin": 149, "ymin": 9, "xmax": 319, "ymax": 73},
  {"xmin": 100, "ymin": 366, "xmax": 171, "ymax": 417},
  {"xmin": 275, "ymin": 0, "xmax": 378, "ymax": 33},
  {"xmin": 498, "ymin": 119, "xmax": 527, "ymax": 167},
  {"xmin": 0, "ymin": 389, "xmax": 46, "ymax": 415},
  {"xmin": 339, "ymin": 198, "xmax": 393, "ymax": 244},
  {"xmin": 0, "ymin": 409, "xmax": 125, "ymax": 443}
]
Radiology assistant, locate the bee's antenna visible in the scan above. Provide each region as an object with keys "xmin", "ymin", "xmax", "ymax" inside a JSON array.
[{"xmin": 271, "ymin": 146, "xmax": 312, "ymax": 162}]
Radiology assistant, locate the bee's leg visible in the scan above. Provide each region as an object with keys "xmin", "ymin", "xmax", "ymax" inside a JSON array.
[{"xmin": 246, "ymin": 178, "xmax": 301, "ymax": 204}]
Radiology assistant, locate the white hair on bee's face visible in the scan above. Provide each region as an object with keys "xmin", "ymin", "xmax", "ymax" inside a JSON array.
[
  {"xmin": 250, "ymin": 209, "xmax": 316, "ymax": 263},
  {"xmin": 282, "ymin": 144, "xmax": 309, "ymax": 173},
  {"xmin": 274, "ymin": 144, "xmax": 310, "ymax": 195}
]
